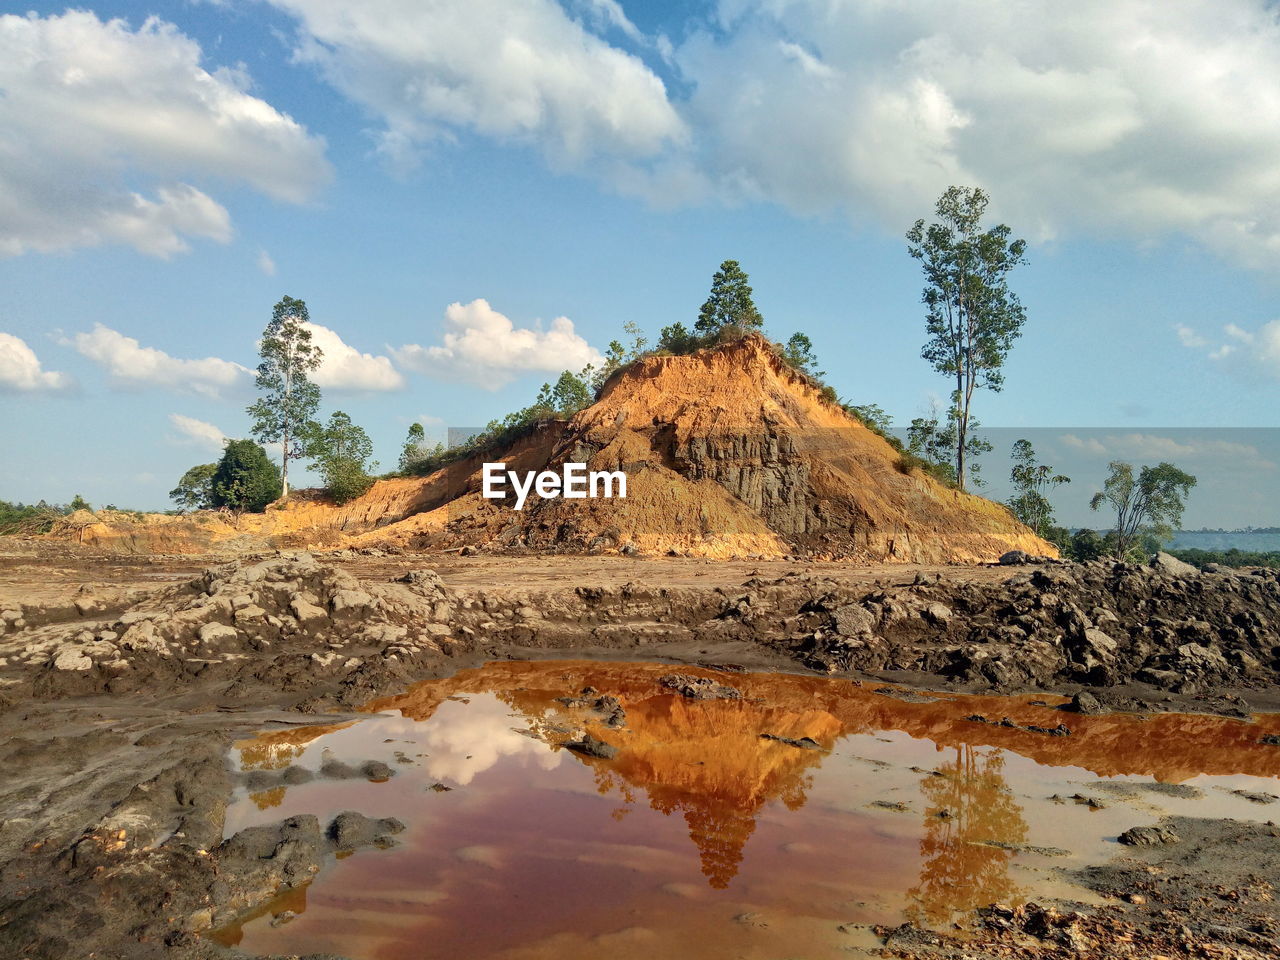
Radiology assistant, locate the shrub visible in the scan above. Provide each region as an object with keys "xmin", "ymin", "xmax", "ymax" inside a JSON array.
[{"xmin": 211, "ymin": 440, "xmax": 282, "ymax": 513}]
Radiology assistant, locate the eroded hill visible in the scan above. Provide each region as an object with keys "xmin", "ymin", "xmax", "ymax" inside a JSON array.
[{"xmin": 51, "ymin": 335, "xmax": 1052, "ymax": 561}]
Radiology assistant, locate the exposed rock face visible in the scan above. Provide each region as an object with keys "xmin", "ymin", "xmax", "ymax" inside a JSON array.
[{"xmin": 48, "ymin": 335, "xmax": 1052, "ymax": 563}]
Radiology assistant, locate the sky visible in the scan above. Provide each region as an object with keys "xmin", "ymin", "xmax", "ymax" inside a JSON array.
[{"xmin": 1, "ymin": 0, "xmax": 1278, "ymax": 526}]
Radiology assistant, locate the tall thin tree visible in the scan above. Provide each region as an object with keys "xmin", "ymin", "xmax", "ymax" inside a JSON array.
[
  {"xmin": 907, "ymin": 187, "xmax": 1027, "ymax": 492},
  {"xmin": 247, "ymin": 295, "xmax": 323, "ymax": 497}
]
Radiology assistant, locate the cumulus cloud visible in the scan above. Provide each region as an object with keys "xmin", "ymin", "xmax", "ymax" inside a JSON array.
[
  {"xmin": 1060, "ymin": 432, "xmax": 1275, "ymax": 469},
  {"xmin": 666, "ymin": 0, "xmax": 1280, "ymax": 267},
  {"xmin": 267, "ymin": 0, "xmax": 685, "ymax": 175},
  {"xmin": 68, "ymin": 324, "xmax": 248, "ymax": 397},
  {"xmin": 0, "ymin": 11, "xmax": 330, "ymax": 258},
  {"xmin": 393, "ymin": 298, "xmax": 602, "ymax": 388},
  {"xmin": 168, "ymin": 413, "xmax": 227, "ymax": 450},
  {"xmin": 303, "ymin": 322, "xmax": 405, "ymax": 391},
  {"xmin": 0, "ymin": 332, "xmax": 72, "ymax": 392},
  {"xmin": 1176, "ymin": 319, "xmax": 1280, "ymax": 379}
]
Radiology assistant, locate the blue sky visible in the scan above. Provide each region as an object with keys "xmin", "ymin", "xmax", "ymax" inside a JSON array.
[{"xmin": 1, "ymin": 1, "xmax": 1278, "ymax": 525}]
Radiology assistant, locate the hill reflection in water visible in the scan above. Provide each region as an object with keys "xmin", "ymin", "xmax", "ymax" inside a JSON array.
[{"xmin": 216, "ymin": 661, "xmax": 1280, "ymax": 960}]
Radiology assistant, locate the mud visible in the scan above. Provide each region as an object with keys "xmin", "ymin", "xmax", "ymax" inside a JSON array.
[{"xmin": 0, "ymin": 541, "xmax": 1277, "ymax": 958}]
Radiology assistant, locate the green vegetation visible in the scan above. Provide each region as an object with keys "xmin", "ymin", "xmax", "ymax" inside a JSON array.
[
  {"xmin": 1007, "ymin": 439, "xmax": 1070, "ymax": 538},
  {"xmin": 247, "ymin": 295, "xmax": 323, "ymax": 497},
  {"xmin": 1090, "ymin": 461, "xmax": 1198, "ymax": 560},
  {"xmin": 210, "ymin": 439, "xmax": 282, "ymax": 513},
  {"xmin": 303, "ymin": 411, "xmax": 377, "ymax": 504},
  {"xmin": 0, "ymin": 499, "xmax": 82, "ymax": 535},
  {"xmin": 907, "ymin": 186, "xmax": 1028, "ymax": 492},
  {"xmin": 696, "ymin": 259, "xmax": 764, "ymax": 336},
  {"xmin": 169, "ymin": 463, "xmax": 217, "ymax": 512},
  {"xmin": 1167, "ymin": 548, "xmax": 1280, "ymax": 570}
]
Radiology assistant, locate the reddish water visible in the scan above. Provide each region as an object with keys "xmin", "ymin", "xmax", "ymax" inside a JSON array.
[{"xmin": 215, "ymin": 662, "xmax": 1280, "ymax": 959}]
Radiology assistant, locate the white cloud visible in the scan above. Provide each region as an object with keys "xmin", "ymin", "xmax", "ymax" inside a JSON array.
[
  {"xmin": 69, "ymin": 324, "xmax": 248, "ymax": 397},
  {"xmin": 168, "ymin": 413, "xmax": 227, "ymax": 450},
  {"xmin": 568, "ymin": 0, "xmax": 643, "ymax": 43},
  {"xmin": 267, "ymin": 0, "xmax": 685, "ymax": 175},
  {"xmin": 257, "ymin": 249, "xmax": 277, "ymax": 277},
  {"xmin": 1060, "ymin": 432, "xmax": 1275, "ymax": 469},
  {"xmin": 0, "ymin": 11, "xmax": 330, "ymax": 258},
  {"xmin": 303, "ymin": 322, "xmax": 405, "ymax": 391},
  {"xmin": 1175, "ymin": 324, "xmax": 1206, "ymax": 349},
  {"xmin": 0, "ymin": 332, "xmax": 72, "ymax": 392},
  {"xmin": 662, "ymin": 0, "xmax": 1280, "ymax": 267},
  {"xmin": 1178, "ymin": 319, "xmax": 1280, "ymax": 379},
  {"xmin": 393, "ymin": 298, "xmax": 602, "ymax": 388}
]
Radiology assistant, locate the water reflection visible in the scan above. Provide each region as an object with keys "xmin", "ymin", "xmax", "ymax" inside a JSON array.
[
  {"xmin": 906, "ymin": 746, "xmax": 1028, "ymax": 924},
  {"xmin": 218, "ymin": 661, "xmax": 1280, "ymax": 960}
]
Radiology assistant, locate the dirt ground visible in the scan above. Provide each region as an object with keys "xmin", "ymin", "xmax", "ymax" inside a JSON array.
[{"xmin": 0, "ymin": 539, "xmax": 1278, "ymax": 959}]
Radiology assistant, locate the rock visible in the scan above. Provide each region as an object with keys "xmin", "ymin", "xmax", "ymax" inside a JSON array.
[
  {"xmin": 289, "ymin": 597, "xmax": 328, "ymax": 628},
  {"xmin": 460, "ymin": 545, "xmax": 480, "ymax": 557},
  {"xmin": 1151, "ymin": 552, "xmax": 1198, "ymax": 577},
  {"xmin": 832, "ymin": 604, "xmax": 876, "ymax": 636},
  {"xmin": 1070, "ymin": 691, "xmax": 1108, "ymax": 715},
  {"xmin": 565, "ymin": 734, "xmax": 618, "ymax": 759},
  {"xmin": 197, "ymin": 622, "xmax": 238, "ymax": 651},
  {"xmin": 330, "ymin": 589, "xmax": 375, "ymax": 618},
  {"xmin": 922, "ymin": 602, "xmax": 953, "ymax": 625},
  {"xmin": 659, "ymin": 674, "xmax": 741, "ymax": 700},
  {"xmin": 760, "ymin": 733, "xmax": 822, "ymax": 750},
  {"xmin": 999, "ymin": 550, "xmax": 1031, "ymax": 566},
  {"xmin": 1117, "ymin": 824, "xmax": 1181, "ymax": 846},
  {"xmin": 118, "ymin": 620, "xmax": 168, "ymax": 655},
  {"xmin": 327, "ymin": 811, "xmax": 405, "ymax": 851},
  {"xmin": 52, "ymin": 648, "xmax": 93, "ymax": 671}
]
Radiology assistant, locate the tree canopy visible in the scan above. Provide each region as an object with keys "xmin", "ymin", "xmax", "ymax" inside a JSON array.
[
  {"xmin": 907, "ymin": 187, "xmax": 1027, "ymax": 491},
  {"xmin": 1007, "ymin": 439, "xmax": 1070, "ymax": 538},
  {"xmin": 304, "ymin": 411, "xmax": 377, "ymax": 505},
  {"xmin": 696, "ymin": 260, "xmax": 764, "ymax": 335},
  {"xmin": 169, "ymin": 463, "xmax": 217, "ymax": 512},
  {"xmin": 210, "ymin": 440, "xmax": 282, "ymax": 513},
  {"xmin": 1090, "ymin": 461, "xmax": 1197, "ymax": 560},
  {"xmin": 247, "ymin": 295, "xmax": 323, "ymax": 497}
]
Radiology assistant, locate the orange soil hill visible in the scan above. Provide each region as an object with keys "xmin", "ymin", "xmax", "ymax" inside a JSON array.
[{"xmin": 59, "ymin": 334, "xmax": 1053, "ymax": 561}]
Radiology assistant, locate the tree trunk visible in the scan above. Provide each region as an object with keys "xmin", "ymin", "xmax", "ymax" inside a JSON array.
[{"xmin": 281, "ymin": 428, "xmax": 290, "ymax": 497}]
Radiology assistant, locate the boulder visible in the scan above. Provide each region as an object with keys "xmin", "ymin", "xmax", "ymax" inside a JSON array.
[
  {"xmin": 52, "ymin": 648, "xmax": 93, "ymax": 671},
  {"xmin": 1151, "ymin": 552, "xmax": 1198, "ymax": 577},
  {"xmin": 999, "ymin": 550, "xmax": 1031, "ymax": 566},
  {"xmin": 832, "ymin": 604, "xmax": 877, "ymax": 637}
]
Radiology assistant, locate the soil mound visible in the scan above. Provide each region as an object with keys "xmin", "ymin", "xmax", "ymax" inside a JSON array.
[{"xmin": 45, "ymin": 335, "xmax": 1052, "ymax": 560}]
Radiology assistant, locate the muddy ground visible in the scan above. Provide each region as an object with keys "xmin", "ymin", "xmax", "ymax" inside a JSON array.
[{"xmin": 0, "ymin": 540, "xmax": 1278, "ymax": 959}]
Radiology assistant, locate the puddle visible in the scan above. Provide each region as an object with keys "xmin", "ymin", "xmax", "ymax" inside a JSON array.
[{"xmin": 215, "ymin": 662, "xmax": 1280, "ymax": 959}]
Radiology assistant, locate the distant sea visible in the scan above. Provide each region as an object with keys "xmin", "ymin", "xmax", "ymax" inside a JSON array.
[{"xmin": 1168, "ymin": 531, "xmax": 1280, "ymax": 552}]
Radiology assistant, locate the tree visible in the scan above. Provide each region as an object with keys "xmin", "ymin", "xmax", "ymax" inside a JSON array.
[
  {"xmin": 399, "ymin": 422, "xmax": 427, "ymax": 472},
  {"xmin": 907, "ymin": 400, "xmax": 992, "ymax": 487},
  {"xmin": 696, "ymin": 260, "xmax": 764, "ymax": 336},
  {"xmin": 1090, "ymin": 461, "xmax": 1197, "ymax": 560},
  {"xmin": 783, "ymin": 332, "xmax": 824, "ymax": 377},
  {"xmin": 846, "ymin": 403, "xmax": 893, "ymax": 435},
  {"xmin": 211, "ymin": 440, "xmax": 282, "ymax": 513},
  {"xmin": 247, "ymin": 295, "xmax": 323, "ymax": 497},
  {"xmin": 657, "ymin": 321, "xmax": 701, "ymax": 355},
  {"xmin": 67, "ymin": 494, "xmax": 91, "ymax": 512},
  {"xmin": 592, "ymin": 321, "xmax": 648, "ymax": 391},
  {"xmin": 1069, "ymin": 528, "xmax": 1105, "ymax": 562},
  {"xmin": 907, "ymin": 187, "xmax": 1027, "ymax": 492},
  {"xmin": 1006, "ymin": 439, "xmax": 1070, "ymax": 538},
  {"xmin": 303, "ymin": 411, "xmax": 377, "ymax": 505},
  {"xmin": 169, "ymin": 463, "xmax": 218, "ymax": 512}
]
